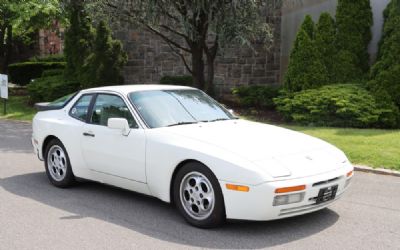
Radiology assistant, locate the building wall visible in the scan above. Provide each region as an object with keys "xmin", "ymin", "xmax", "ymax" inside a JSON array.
[
  {"xmin": 117, "ymin": 0, "xmax": 390, "ymax": 91},
  {"xmin": 116, "ymin": 4, "xmax": 282, "ymax": 95}
]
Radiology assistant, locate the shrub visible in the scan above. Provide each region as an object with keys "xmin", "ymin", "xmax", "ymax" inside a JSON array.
[
  {"xmin": 336, "ymin": 0, "xmax": 373, "ymax": 73},
  {"xmin": 232, "ymin": 85, "xmax": 281, "ymax": 109},
  {"xmin": 284, "ymin": 28, "xmax": 328, "ymax": 92},
  {"xmin": 41, "ymin": 69, "xmax": 65, "ymax": 77},
  {"xmin": 368, "ymin": 0, "xmax": 400, "ymax": 109},
  {"xmin": 8, "ymin": 62, "xmax": 66, "ymax": 86},
  {"xmin": 274, "ymin": 84, "xmax": 399, "ymax": 128},
  {"xmin": 81, "ymin": 21, "xmax": 128, "ymax": 88},
  {"xmin": 160, "ymin": 75, "xmax": 194, "ymax": 86},
  {"xmin": 29, "ymin": 54, "xmax": 65, "ymax": 62},
  {"xmin": 64, "ymin": 1, "xmax": 94, "ymax": 80},
  {"xmin": 315, "ymin": 13, "xmax": 337, "ymax": 83},
  {"xmin": 27, "ymin": 75, "xmax": 80, "ymax": 103}
]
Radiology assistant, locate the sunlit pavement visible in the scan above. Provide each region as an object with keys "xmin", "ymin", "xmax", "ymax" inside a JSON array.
[{"xmin": 1, "ymin": 119, "xmax": 399, "ymax": 250}]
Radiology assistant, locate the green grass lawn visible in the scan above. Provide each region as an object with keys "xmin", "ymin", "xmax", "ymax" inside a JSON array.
[
  {"xmin": 288, "ymin": 126, "xmax": 400, "ymax": 171},
  {"xmin": 0, "ymin": 96, "xmax": 36, "ymax": 121}
]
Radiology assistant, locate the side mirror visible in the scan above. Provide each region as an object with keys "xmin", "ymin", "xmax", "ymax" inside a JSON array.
[{"xmin": 108, "ymin": 118, "xmax": 130, "ymax": 136}]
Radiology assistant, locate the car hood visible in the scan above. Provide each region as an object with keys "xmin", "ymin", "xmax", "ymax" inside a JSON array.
[{"xmin": 164, "ymin": 120, "xmax": 346, "ymax": 178}]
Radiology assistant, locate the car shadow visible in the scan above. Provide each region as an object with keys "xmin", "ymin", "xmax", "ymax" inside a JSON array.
[{"xmin": 0, "ymin": 171, "xmax": 340, "ymax": 249}]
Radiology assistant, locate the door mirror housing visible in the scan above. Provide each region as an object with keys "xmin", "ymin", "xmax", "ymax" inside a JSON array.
[{"xmin": 108, "ymin": 118, "xmax": 130, "ymax": 136}]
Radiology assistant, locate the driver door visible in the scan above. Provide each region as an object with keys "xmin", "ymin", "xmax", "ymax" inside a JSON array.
[{"xmin": 81, "ymin": 93, "xmax": 146, "ymax": 183}]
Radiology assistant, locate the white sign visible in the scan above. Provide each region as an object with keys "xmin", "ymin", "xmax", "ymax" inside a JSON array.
[{"xmin": 0, "ymin": 74, "xmax": 8, "ymax": 99}]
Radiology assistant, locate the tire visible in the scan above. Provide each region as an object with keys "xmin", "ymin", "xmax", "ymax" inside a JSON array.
[
  {"xmin": 173, "ymin": 162, "xmax": 225, "ymax": 228},
  {"xmin": 44, "ymin": 139, "xmax": 75, "ymax": 188}
]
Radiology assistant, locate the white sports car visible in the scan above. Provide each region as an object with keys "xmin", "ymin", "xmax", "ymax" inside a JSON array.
[{"xmin": 32, "ymin": 85, "xmax": 353, "ymax": 228}]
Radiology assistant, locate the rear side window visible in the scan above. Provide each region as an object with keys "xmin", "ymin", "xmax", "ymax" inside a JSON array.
[
  {"xmin": 90, "ymin": 94, "xmax": 138, "ymax": 128},
  {"xmin": 70, "ymin": 94, "xmax": 93, "ymax": 121}
]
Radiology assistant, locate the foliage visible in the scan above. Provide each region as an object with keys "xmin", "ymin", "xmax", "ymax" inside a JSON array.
[
  {"xmin": 284, "ymin": 24, "xmax": 328, "ymax": 92},
  {"xmin": 368, "ymin": 0, "xmax": 400, "ymax": 109},
  {"xmin": 92, "ymin": 0, "xmax": 273, "ymax": 94},
  {"xmin": 8, "ymin": 62, "xmax": 66, "ymax": 86},
  {"xmin": 0, "ymin": 96, "xmax": 36, "ymax": 121},
  {"xmin": 274, "ymin": 84, "xmax": 399, "ymax": 128},
  {"xmin": 64, "ymin": 0, "xmax": 94, "ymax": 81},
  {"xmin": 232, "ymin": 85, "xmax": 281, "ymax": 109},
  {"xmin": 41, "ymin": 69, "xmax": 65, "ymax": 77},
  {"xmin": 336, "ymin": 0, "xmax": 373, "ymax": 75},
  {"xmin": 315, "ymin": 13, "xmax": 337, "ymax": 83},
  {"xmin": 27, "ymin": 74, "xmax": 79, "ymax": 103},
  {"xmin": 29, "ymin": 54, "xmax": 66, "ymax": 62},
  {"xmin": 160, "ymin": 75, "xmax": 193, "ymax": 86},
  {"xmin": 80, "ymin": 21, "xmax": 127, "ymax": 88},
  {"xmin": 300, "ymin": 15, "xmax": 315, "ymax": 38},
  {"xmin": 0, "ymin": 0, "xmax": 63, "ymax": 73}
]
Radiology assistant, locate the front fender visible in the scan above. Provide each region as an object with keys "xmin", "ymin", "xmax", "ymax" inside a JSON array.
[{"xmin": 145, "ymin": 130, "xmax": 272, "ymax": 203}]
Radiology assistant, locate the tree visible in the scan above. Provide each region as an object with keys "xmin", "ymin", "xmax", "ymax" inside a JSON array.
[
  {"xmin": 63, "ymin": 0, "xmax": 94, "ymax": 81},
  {"xmin": 81, "ymin": 21, "xmax": 128, "ymax": 88},
  {"xmin": 0, "ymin": 0, "xmax": 62, "ymax": 73},
  {"xmin": 284, "ymin": 28, "xmax": 328, "ymax": 92},
  {"xmin": 368, "ymin": 0, "xmax": 400, "ymax": 109},
  {"xmin": 92, "ymin": 0, "xmax": 273, "ymax": 94},
  {"xmin": 315, "ymin": 12, "xmax": 337, "ymax": 82},
  {"xmin": 336, "ymin": 0, "xmax": 373, "ymax": 74},
  {"xmin": 301, "ymin": 15, "xmax": 316, "ymax": 39}
]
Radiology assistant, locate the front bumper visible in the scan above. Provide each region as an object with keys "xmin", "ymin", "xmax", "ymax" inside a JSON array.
[
  {"xmin": 31, "ymin": 135, "xmax": 43, "ymax": 161},
  {"xmin": 220, "ymin": 165, "xmax": 353, "ymax": 221}
]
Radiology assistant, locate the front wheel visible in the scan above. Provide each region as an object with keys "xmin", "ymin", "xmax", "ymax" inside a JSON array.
[
  {"xmin": 44, "ymin": 139, "xmax": 75, "ymax": 188},
  {"xmin": 173, "ymin": 162, "xmax": 225, "ymax": 228}
]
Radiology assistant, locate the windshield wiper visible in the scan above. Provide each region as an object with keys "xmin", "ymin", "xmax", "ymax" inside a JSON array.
[
  {"xmin": 203, "ymin": 118, "xmax": 237, "ymax": 123},
  {"xmin": 167, "ymin": 121, "xmax": 198, "ymax": 127}
]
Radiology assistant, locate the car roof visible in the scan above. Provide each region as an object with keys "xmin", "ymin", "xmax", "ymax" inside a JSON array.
[{"xmin": 80, "ymin": 84, "xmax": 196, "ymax": 95}]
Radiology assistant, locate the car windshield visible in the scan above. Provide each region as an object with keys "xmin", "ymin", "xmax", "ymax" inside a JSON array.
[
  {"xmin": 129, "ymin": 89, "xmax": 236, "ymax": 128},
  {"xmin": 48, "ymin": 92, "xmax": 77, "ymax": 108}
]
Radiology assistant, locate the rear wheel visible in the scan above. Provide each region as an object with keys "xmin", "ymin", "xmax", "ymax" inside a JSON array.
[
  {"xmin": 173, "ymin": 162, "xmax": 225, "ymax": 228},
  {"xmin": 44, "ymin": 139, "xmax": 75, "ymax": 188}
]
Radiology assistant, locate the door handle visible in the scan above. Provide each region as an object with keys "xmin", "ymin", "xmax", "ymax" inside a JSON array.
[{"xmin": 83, "ymin": 132, "xmax": 95, "ymax": 137}]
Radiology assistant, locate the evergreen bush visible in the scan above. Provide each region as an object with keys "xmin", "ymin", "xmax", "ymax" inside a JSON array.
[
  {"xmin": 8, "ymin": 62, "xmax": 66, "ymax": 86},
  {"xmin": 336, "ymin": 0, "xmax": 373, "ymax": 74},
  {"xmin": 232, "ymin": 85, "xmax": 282, "ymax": 109},
  {"xmin": 368, "ymin": 0, "xmax": 400, "ymax": 109},
  {"xmin": 284, "ymin": 26, "xmax": 328, "ymax": 92},
  {"xmin": 160, "ymin": 75, "xmax": 194, "ymax": 86},
  {"xmin": 81, "ymin": 21, "xmax": 128, "ymax": 88},
  {"xmin": 274, "ymin": 84, "xmax": 399, "ymax": 128}
]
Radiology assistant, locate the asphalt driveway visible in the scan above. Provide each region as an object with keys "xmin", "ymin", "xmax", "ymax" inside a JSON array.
[{"xmin": 0, "ymin": 119, "xmax": 399, "ymax": 250}]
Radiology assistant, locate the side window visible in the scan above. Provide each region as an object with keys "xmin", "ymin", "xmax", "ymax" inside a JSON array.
[
  {"xmin": 70, "ymin": 94, "xmax": 93, "ymax": 121},
  {"xmin": 90, "ymin": 94, "xmax": 138, "ymax": 128}
]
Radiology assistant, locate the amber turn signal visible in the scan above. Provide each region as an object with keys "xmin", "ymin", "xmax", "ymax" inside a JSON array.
[
  {"xmin": 347, "ymin": 170, "xmax": 353, "ymax": 177},
  {"xmin": 226, "ymin": 184, "xmax": 250, "ymax": 192},
  {"xmin": 275, "ymin": 185, "xmax": 306, "ymax": 193}
]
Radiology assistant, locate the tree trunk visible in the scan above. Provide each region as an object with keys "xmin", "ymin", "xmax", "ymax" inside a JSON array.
[
  {"xmin": 191, "ymin": 45, "xmax": 206, "ymax": 90},
  {"xmin": 4, "ymin": 25, "xmax": 13, "ymax": 73},
  {"xmin": 205, "ymin": 54, "xmax": 215, "ymax": 96},
  {"xmin": 0, "ymin": 26, "xmax": 5, "ymax": 73}
]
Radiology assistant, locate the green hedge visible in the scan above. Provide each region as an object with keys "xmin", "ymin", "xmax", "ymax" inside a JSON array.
[
  {"xmin": 29, "ymin": 54, "xmax": 65, "ymax": 62},
  {"xmin": 274, "ymin": 84, "xmax": 399, "ymax": 128},
  {"xmin": 232, "ymin": 85, "xmax": 282, "ymax": 109},
  {"xmin": 8, "ymin": 62, "xmax": 66, "ymax": 86},
  {"xmin": 27, "ymin": 75, "xmax": 79, "ymax": 103},
  {"xmin": 160, "ymin": 75, "xmax": 193, "ymax": 86},
  {"xmin": 41, "ymin": 69, "xmax": 65, "ymax": 77}
]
